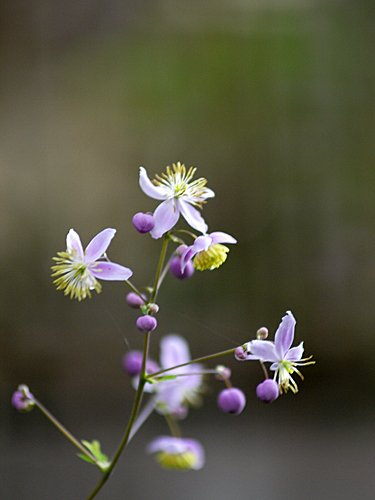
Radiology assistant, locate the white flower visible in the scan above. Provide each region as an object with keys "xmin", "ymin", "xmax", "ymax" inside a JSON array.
[{"xmin": 139, "ymin": 163, "xmax": 214, "ymax": 238}]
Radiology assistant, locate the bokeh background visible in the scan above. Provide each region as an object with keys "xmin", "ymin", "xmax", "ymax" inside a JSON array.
[{"xmin": 1, "ymin": 1, "xmax": 375, "ymax": 498}]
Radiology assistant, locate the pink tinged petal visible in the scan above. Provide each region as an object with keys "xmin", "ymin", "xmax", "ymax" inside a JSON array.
[
  {"xmin": 85, "ymin": 228, "xmax": 116, "ymax": 262},
  {"xmin": 285, "ymin": 342, "xmax": 304, "ymax": 362},
  {"xmin": 160, "ymin": 334, "xmax": 191, "ymax": 370},
  {"xmin": 139, "ymin": 167, "xmax": 168, "ymax": 200},
  {"xmin": 178, "ymin": 200, "xmax": 208, "ymax": 234},
  {"xmin": 249, "ymin": 340, "xmax": 278, "ymax": 362},
  {"xmin": 150, "ymin": 200, "xmax": 180, "ymax": 239},
  {"xmin": 66, "ymin": 229, "xmax": 84, "ymax": 259},
  {"xmin": 274, "ymin": 311, "xmax": 296, "ymax": 359},
  {"xmin": 209, "ymin": 231, "xmax": 237, "ymax": 245},
  {"xmin": 180, "ymin": 237, "xmax": 211, "ymax": 271},
  {"xmin": 91, "ymin": 262, "xmax": 133, "ymax": 281}
]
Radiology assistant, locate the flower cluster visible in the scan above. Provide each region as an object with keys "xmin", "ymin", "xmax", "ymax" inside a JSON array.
[{"xmin": 13, "ymin": 163, "xmax": 315, "ymax": 497}]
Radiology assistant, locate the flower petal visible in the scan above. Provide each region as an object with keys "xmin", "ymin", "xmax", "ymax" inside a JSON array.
[
  {"xmin": 285, "ymin": 342, "xmax": 304, "ymax": 362},
  {"xmin": 209, "ymin": 231, "xmax": 237, "ymax": 245},
  {"xmin": 178, "ymin": 200, "xmax": 208, "ymax": 234},
  {"xmin": 150, "ymin": 200, "xmax": 180, "ymax": 239},
  {"xmin": 180, "ymin": 235, "xmax": 212, "ymax": 271},
  {"xmin": 66, "ymin": 229, "xmax": 84, "ymax": 259},
  {"xmin": 85, "ymin": 228, "xmax": 116, "ymax": 262},
  {"xmin": 139, "ymin": 167, "xmax": 168, "ymax": 200},
  {"xmin": 249, "ymin": 339, "xmax": 278, "ymax": 362},
  {"xmin": 274, "ymin": 311, "xmax": 296, "ymax": 359},
  {"xmin": 91, "ymin": 262, "xmax": 133, "ymax": 281},
  {"xmin": 160, "ymin": 334, "xmax": 191, "ymax": 370}
]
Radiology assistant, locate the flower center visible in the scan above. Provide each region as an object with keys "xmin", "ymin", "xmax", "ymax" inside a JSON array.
[
  {"xmin": 152, "ymin": 162, "xmax": 209, "ymax": 207},
  {"xmin": 193, "ymin": 244, "xmax": 230, "ymax": 271},
  {"xmin": 156, "ymin": 450, "xmax": 197, "ymax": 470}
]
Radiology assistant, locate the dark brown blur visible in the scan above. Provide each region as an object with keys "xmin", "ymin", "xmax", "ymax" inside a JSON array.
[{"xmin": 1, "ymin": 1, "xmax": 375, "ymax": 499}]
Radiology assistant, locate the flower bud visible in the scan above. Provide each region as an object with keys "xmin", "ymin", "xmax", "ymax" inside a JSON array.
[
  {"xmin": 132, "ymin": 213, "xmax": 155, "ymax": 234},
  {"xmin": 175, "ymin": 244, "xmax": 188, "ymax": 257},
  {"xmin": 170, "ymin": 256, "xmax": 195, "ymax": 280},
  {"xmin": 11, "ymin": 385, "xmax": 35, "ymax": 412},
  {"xmin": 256, "ymin": 379, "xmax": 279, "ymax": 403},
  {"xmin": 136, "ymin": 315, "xmax": 158, "ymax": 333},
  {"xmin": 217, "ymin": 388, "xmax": 246, "ymax": 415},
  {"xmin": 215, "ymin": 365, "xmax": 231, "ymax": 381},
  {"xmin": 148, "ymin": 303, "xmax": 159, "ymax": 314},
  {"xmin": 234, "ymin": 345, "xmax": 248, "ymax": 360},
  {"xmin": 122, "ymin": 350, "xmax": 143, "ymax": 376},
  {"xmin": 126, "ymin": 292, "xmax": 147, "ymax": 308},
  {"xmin": 256, "ymin": 327, "xmax": 268, "ymax": 340}
]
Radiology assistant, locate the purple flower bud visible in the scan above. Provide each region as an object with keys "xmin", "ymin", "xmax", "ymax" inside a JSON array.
[
  {"xmin": 256, "ymin": 327, "xmax": 268, "ymax": 340},
  {"xmin": 175, "ymin": 244, "xmax": 188, "ymax": 257},
  {"xmin": 217, "ymin": 388, "xmax": 246, "ymax": 415},
  {"xmin": 170, "ymin": 256, "xmax": 195, "ymax": 280},
  {"xmin": 11, "ymin": 385, "xmax": 35, "ymax": 412},
  {"xmin": 126, "ymin": 292, "xmax": 147, "ymax": 308},
  {"xmin": 122, "ymin": 350, "xmax": 144, "ymax": 376},
  {"xmin": 136, "ymin": 315, "xmax": 158, "ymax": 333},
  {"xmin": 215, "ymin": 365, "xmax": 231, "ymax": 381},
  {"xmin": 234, "ymin": 345, "xmax": 247, "ymax": 360},
  {"xmin": 256, "ymin": 379, "xmax": 279, "ymax": 403},
  {"xmin": 132, "ymin": 212, "xmax": 155, "ymax": 234}
]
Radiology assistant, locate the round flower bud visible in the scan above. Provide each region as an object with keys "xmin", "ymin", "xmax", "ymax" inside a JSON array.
[
  {"xmin": 136, "ymin": 315, "xmax": 158, "ymax": 333},
  {"xmin": 256, "ymin": 379, "xmax": 279, "ymax": 403},
  {"xmin": 122, "ymin": 350, "xmax": 143, "ymax": 376},
  {"xmin": 215, "ymin": 365, "xmax": 231, "ymax": 381},
  {"xmin": 217, "ymin": 388, "xmax": 246, "ymax": 415},
  {"xmin": 148, "ymin": 303, "xmax": 159, "ymax": 314},
  {"xmin": 234, "ymin": 345, "xmax": 248, "ymax": 360},
  {"xmin": 11, "ymin": 385, "xmax": 35, "ymax": 412},
  {"xmin": 126, "ymin": 292, "xmax": 147, "ymax": 308},
  {"xmin": 170, "ymin": 256, "xmax": 195, "ymax": 280},
  {"xmin": 132, "ymin": 212, "xmax": 155, "ymax": 234},
  {"xmin": 256, "ymin": 327, "xmax": 268, "ymax": 340}
]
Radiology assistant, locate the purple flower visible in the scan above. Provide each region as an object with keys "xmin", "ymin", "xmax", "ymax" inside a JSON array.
[
  {"xmin": 52, "ymin": 228, "xmax": 132, "ymax": 301},
  {"xmin": 139, "ymin": 163, "xmax": 215, "ymax": 239},
  {"xmin": 180, "ymin": 232, "xmax": 237, "ymax": 272},
  {"xmin": 240, "ymin": 311, "xmax": 314, "ymax": 394},
  {"xmin": 146, "ymin": 436, "xmax": 205, "ymax": 470}
]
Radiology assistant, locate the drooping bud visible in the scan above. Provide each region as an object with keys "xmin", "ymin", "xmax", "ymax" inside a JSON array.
[
  {"xmin": 215, "ymin": 365, "xmax": 231, "ymax": 381},
  {"xmin": 234, "ymin": 345, "xmax": 248, "ymax": 360},
  {"xmin": 132, "ymin": 213, "xmax": 155, "ymax": 234},
  {"xmin": 122, "ymin": 351, "xmax": 144, "ymax": 376},
  {"xmin": 256, "ymin": 327, "xmax": 268, "ymax": 340},
  {"xmin": 148, "ymin": 303, "xmax": 159, "ymax": 314},
  {"xmin": 217, "ymin": 388, "xmax": 246, "ymax": 415},
  {"xmin": 11, "ymin": 385, "xmax": 35, "ymax": 412},
  {"xmin": 170, "ymin": 256, "xmax": 195, "ymax": 280},
  {"xmin": 136, "ymin": 315, "xmax": 158, "ymax": 333},
  {"xmin": 126, "ymin": 292, "xmax": 147, "ymax": 308},
  {"xmin": 256, "ymin": 379, "xmax": 279, "ymax": 403}
]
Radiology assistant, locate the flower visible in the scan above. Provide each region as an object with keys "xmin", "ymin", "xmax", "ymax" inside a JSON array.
[
  {"xmin": 238, "ymin": 311, "xmax": 314, "ymax": 394},
  {"xmin": 52, "ymin": 228, "xmax": 132, "ymax": 301},
  {"xmin": 146, "ymin": 436, "xmax": 205, "ymax": 470},
  {"xmin": 152, "ymin": 335, "xmax": 204, "ymax": 416},
  {"xmin": 180, "ymin": 232, "xmax": 237, "ymax": 272},
  {"xmin": 139, "ymin": 163, "xmax": 215, "ymax": 239}
]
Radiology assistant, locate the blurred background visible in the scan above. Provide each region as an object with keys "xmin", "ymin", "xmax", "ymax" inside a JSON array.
[{"xmin": 1, "ymin": 0, "xmax": 375, "ymax": 498}]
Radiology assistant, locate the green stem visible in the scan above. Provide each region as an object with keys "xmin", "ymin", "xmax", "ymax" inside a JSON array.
[
  {"xmin": 125, "ymin": 280, "xmax": 147, "ymax": 303},
  {"xmin": 150, "ymin": 234, "xmax": 169, "ymax": 303},
  {"xmin": 32, "ymin": 398, "xmax": 97, "ymax": 463},
  {"xmin": 151, "ymin": 347, "xmax": 237, "ymax": 377},
  {"xmin": 85, "ymin": 331, "xmax": 151, "ymax": 500}
]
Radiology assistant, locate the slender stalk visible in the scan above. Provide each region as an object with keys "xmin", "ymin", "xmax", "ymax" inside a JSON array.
[
  {"xmin": 259, "ymin": 360, "xmax": 269, "ymax": 379},
  {"xmin": 151, "ymin": 347, "xmax": 237, "ymax": 377},
  {"xmin": 32, "ymin": 398, "xmax": 97, "ymax": 463},
  {"xmin": 124, "ymin": 279, "xmax": 147, "ymax": 303},
  {"xmin": 85, "ymin": 331, "xmax": 151, "ymax": 500},
  {"xmin": 150, "ymin": 235, "xmax": 169, "ymax": 303}
]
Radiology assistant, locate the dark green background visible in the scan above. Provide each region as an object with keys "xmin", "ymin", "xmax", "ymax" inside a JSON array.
[{"xmin": 1, "ymin": 1, "xmax": 375, "ymax": 499}]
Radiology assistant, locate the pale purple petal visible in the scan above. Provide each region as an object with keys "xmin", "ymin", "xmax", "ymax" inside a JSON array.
[
  {"xmin": 150, "ymin": 200, "xmax": 180, "ymax": 239},
  {"xmin": 139, "ymin": 167, "xmax": 168, "ymax": 200},
  {"xmin": 146, "ymin": 436, "xmax": 205, "ymax": 470},
  {"xmin": 209, "ymin": 231, "xmax": 237, "ymax": 245},
  {"xmin": 178, "ymin": 200, "xmax": 208, "ymax": 233},
  {"xmin": 91, "ymin": 262, "xmax": 133, "ymax": 281},
  {"xmin": 200, "ymin": 187, "xmax": 215, "ymax": 199},
  {"xmin": 66, "ymin": 229, "xmax": 84, "ymax": 259},
  {"xmin": 242, "ymin": 353, "xmax": 260, "ymax": 361},
  {"xmin": 180, "ymin": 235, "xmax": 212, "ymax": 271},
  {"xmin": 249, "ymin": 340, "xmax": 278, "ymax": 362},
  {"xmin": 274, "ymin": 311, "xmax": 296, "ymax": 359},
  {"xmin": 85, "ymin": 228, "xmax": 116, "ymax": 262},
  {"xmin": 285, "ymin": 342, "xmax": 304, "ymax": 362},
  {"xmin": 160, "ymin": 335, "xmax": 191, "ymax": 370}
]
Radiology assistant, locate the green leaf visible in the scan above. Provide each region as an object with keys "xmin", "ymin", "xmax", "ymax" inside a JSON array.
[{"xmin": 78, "ymin": 440, "xmax": 110, "ymax": 472}]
